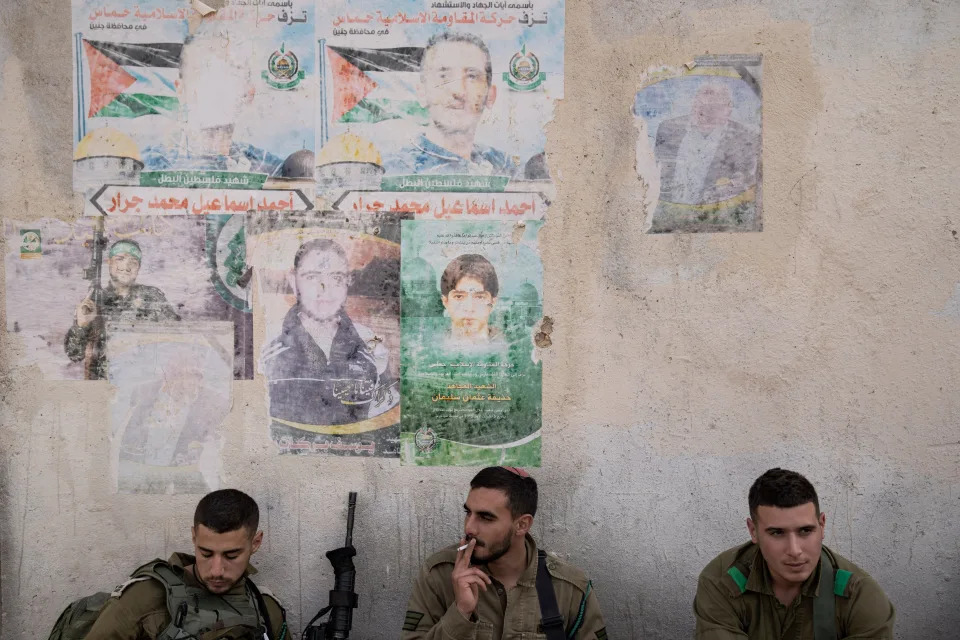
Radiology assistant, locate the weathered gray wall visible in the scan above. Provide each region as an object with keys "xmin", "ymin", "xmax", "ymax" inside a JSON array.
[{"xmin": 2, "ymin": 1, "xmax": 959, "ymax": 638}]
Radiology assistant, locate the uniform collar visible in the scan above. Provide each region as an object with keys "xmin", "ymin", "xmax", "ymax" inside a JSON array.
[
  {"xmin": 166, "ymin": 552, "xmax": 258, "ymax": 587},
  {"xmin": 477, "ymin": 534, "xmax": 539, "ymax": 588},
  {"xmin": 747, "ymin": 545, "xmax": 823, "ymax": 598}
]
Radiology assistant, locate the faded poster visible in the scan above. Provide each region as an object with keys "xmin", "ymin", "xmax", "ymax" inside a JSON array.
[
  {"xmin": 316, "ymin": 0, "xmax": 564, "ymax": 211},
  {"xmin": 72, "ymin": 0, "xmax": 316, "ymax": 209},
  {"xmin": 246, "ymin": 212, "xmax": 401, "ymax": 456},
  {"xmin": 4, "ymin": 216, "xmax": 254, "ymax": 379},
  {"xmin": 634, "ymin": 54, "xmax": 762, "ymax": 233},
  {"xmin": 400, "ymin": 220, "xmax": 542, "ymax": 466},
  {"xmin": 108, "ymin": 321, "xmax": 232, "ymax": 494}
]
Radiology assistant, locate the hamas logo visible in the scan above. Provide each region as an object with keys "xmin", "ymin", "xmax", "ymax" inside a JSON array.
[
  {"xmin": 414, "ymin": 427, "xmax": 437, "ymax": 453},
  {"xmin": 503, "ymin": 45, "xmax": 545, "ymax": 91},
  {"xmin": 263, "ymin": 43, "xmax": 305, "ymax": 90},
  {"xmin": 19, "ymin": 229, "xmax": 41, "ymax": 259}
]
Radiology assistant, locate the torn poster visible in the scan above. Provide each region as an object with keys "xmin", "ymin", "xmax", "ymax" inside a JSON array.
[
  {"xmin": 315, "ymin": 0, "xmax": 565, "ymax": 211},
  {"xmin": 400, "ymin": 220, "xmax": 542, "ymax": 466},
  {"xmin": 634, "ymin": 54, "xmax": 762, "ymax": 233},
  {"xmin": 246, "ymin": 212, "xmax": 402, "ymax": 456},
  {"xmin": 4, "ymin": 216, "xmax": 254, "ymax": 380},
  {"xmin": 72, "ymin": 0, "xmax": 316, "ymax": 208},
  {"xmin": 108, "ymin": 321, "xmax": 232, "ymax": 494}
]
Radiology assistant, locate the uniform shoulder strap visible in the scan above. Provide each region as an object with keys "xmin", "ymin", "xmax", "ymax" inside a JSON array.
[
  {"xmin": 536, "ymin": 550, "xmax": 566, "ymax": 640},
  {"xmin": 813, "ymin": 549, "xmax": 839, "ymax": 640}
]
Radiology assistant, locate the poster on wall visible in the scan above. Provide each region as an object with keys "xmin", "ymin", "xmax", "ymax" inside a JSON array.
[
  {"xmin": 72, "ymin": 0, "xmax": 316, "ymax": 212},
  {"xmin": 315, "ymin": 0, "xmax": 565, "ymax": 211},
  {"xmin": 400, "ymin": 220, "xmax": 542, "ymax": 466},
  {"xmin": 108, "ymin": 321, "xmax": 233, "ymax": 494},
  {"xmin": 246, "ymin": 212, "xmax": 402, "ymax": 456},
  {"xmin": 4, "ymin": 216, "xmax": 254, "ymax": 380},
  {"xmin": 634, "ymin": 54, "xmax": 762, "ymax": 233}
]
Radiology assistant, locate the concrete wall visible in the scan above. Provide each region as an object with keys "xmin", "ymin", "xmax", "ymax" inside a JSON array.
[{"xmin": 2, "ymin": 0, "xmax": 958, "ymax": 638}]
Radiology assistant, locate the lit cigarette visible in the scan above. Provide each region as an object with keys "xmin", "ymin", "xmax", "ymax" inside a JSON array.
[{"xmin": 457, "ymin": 543, "xmax": 471, "ymax": 551}]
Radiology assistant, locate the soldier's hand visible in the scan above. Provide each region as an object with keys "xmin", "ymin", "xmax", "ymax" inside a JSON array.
[
  {"xmin": 451, "ymin": 538, "xmax": 490, "ymax": 620},
  {"xmin": 76, "ymin": 297, "xmax": 98, "ymax": 327}
]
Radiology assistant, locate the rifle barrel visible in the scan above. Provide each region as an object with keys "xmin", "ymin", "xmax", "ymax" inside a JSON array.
[{"xmin": 344, "ymin": 492, "xmax": 357, "ymax": 547}]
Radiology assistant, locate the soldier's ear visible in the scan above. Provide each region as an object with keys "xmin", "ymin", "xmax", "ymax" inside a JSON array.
[
  {"xmin": 251, "ymin": 529, "xmax": 263, "ymax": 554},
  {"xmin": 746, "ymin": 517, "xmax": 758, "ymax": 543},
  {"xmin": 515, "ymin": 514, "xmax": 533, "ymax": 536}
]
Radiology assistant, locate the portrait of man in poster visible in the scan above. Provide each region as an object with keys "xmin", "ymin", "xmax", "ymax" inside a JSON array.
[
  {"xmin": 383, "ymin": 32, "xmax": 519, "ymax": 177},
  {"xmin": 262, "ymin": 239, "xmax": 392, "ymax": 431},
  {"xmin": 439, "ymin": 253, "xmax": 506, "ymax": 352},
  {"xmin": 654, "ymin": 80, "xmax": 760, "ymax": 206}
]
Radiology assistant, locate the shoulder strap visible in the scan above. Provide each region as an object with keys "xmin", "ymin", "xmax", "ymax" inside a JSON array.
[
  {"xmin": 248, "ymin": 578, "xmax": 286, "ymax": 640},
  {"xmin": 813, "ymin": 549, "xmax": 837, "ymax": 640},
  {"xmin": 536, "ymin": 550, "xmax": 566, "ymax": 640}
]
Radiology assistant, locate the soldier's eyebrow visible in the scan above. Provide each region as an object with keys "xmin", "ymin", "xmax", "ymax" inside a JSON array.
[
  {"xmin": 197, "ymin": 545, "xmax": 244, "ymax": 555},
  {"xmin": 463, "ymin": 504, "xmax": 497, "ymax": 519}
]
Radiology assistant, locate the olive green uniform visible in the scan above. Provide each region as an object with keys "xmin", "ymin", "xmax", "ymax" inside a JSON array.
[
  {"xmin": 402, "ymin": 535, "xmax": 607, "ymax": 640},
  {"xmin": 694, "ymin": 542, "xmax": 895, "ymax": 639},
  {"xmin": 84, "ymin": 553, "xmax": 286, "ymax": 640}
]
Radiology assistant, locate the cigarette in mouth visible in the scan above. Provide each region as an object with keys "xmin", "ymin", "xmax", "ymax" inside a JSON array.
[{"xmin": 457, "ymin": 542, "xmax": 471, "ymax": 551}]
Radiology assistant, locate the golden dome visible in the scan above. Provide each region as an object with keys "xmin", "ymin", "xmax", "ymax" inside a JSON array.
[
  {"xmin": 316, "ymin": 133, "xmax": 382, "ymax": 166},
  {"xmin": 74, "ymin": 128, "xmax": 142, "ymax": 162}
]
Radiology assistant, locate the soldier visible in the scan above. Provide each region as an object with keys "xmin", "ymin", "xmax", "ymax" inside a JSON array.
[
  {"xmin": 402, "ymin": 467, "xmax": 607, "ymax": 640},
  {"xmin": 81, "ymin": 489, "xmax": 286, "ymax": 639},
  {"xmin": 693, "ymin": 468, "xmax": 895, "ymax": 639},
  {"xmin": 64, "ymin": 239, "xmax": 180, "ymax": 379}
]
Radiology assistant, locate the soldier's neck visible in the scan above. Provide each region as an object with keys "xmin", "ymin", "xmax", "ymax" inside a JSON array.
[
  {"xmin": 486, "ymin": 538, "xmax": 528, "ymax": 590},
  {"xmin": 772, "ymin": 580, "xmax": 801, "ymax": 606}
]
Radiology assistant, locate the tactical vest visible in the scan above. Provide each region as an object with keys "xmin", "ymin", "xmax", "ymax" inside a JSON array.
[
  {"xmin": 726, "ymin": 548, "xmax": 853, "ymax": 640},
  {"xmin": 49, "ymin": 558, "xmax": 277, "ymax": 640}
]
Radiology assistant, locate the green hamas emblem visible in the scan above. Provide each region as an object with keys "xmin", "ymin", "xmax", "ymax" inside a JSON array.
[
  {"xmin": 19, "ymin": 229, "xmax": 41, "ymax": 259},
  {"xmin": 502, "ymin": 45, "xmax": 545, "ymax": 91},
  {"xmin": 263, "ymin": 43, "xmax": 305, "ymax": 90}
]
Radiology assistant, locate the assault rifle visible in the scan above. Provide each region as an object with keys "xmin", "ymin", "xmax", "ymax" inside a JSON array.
[
  {"xmin": 81, "ymin": 218, "xmax": 107, "ymax": 379},
  {"xmin": 303, "ymin": 492, "xmax": 359, "ymax": 640}
]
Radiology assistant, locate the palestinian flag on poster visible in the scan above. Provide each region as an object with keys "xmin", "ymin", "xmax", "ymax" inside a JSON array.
[
  {"xmin": 325, "ymin": 46, "xmax": 428, "ymax": 124},
  {"xmin": 82, "ymin": 39, "xmax": 182, "ymax": 118}
]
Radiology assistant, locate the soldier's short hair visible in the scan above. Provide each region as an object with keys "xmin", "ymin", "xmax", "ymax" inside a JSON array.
[
  {"xmin": 421, "ymin": 31, "xmax": 493, "ymax": 88},
  {"xmin": 440, "ymin": 254, "xmax": 499, "ymax": 298},
  {"xmin": 748, "ymin": 468, "xmax": 820, "ymax": 519},
  {"xmin": 195, "ymin": 489, "xmax": 259, "ymax": 536},
  {"xmin": 470, "ymin": 467, "xmax": 537, "ymax": 518},
  {"xmin": 293, "ymin": 239, "xmax": 348, "ymax": 272}
]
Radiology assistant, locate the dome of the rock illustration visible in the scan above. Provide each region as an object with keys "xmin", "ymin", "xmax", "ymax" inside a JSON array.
[
  {"xmin": 315, "ymin": 133, "xmax": 384, "ymax": 190},
  {"xmin": 74, "ymin": 127, "xmax": 142, "ymax": 162},
  {"xmin": 73, "ymin": 127, "xmax": 144, "ymax": 190},
  {"xmin": 317, "ymin": 133, "xmax": 383, "ymax": 166}
]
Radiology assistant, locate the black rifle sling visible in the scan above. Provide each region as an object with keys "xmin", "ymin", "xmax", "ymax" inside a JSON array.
[
  {"xmin": 536, "ymin": 550, "xmax": 566, "ymax": 640},
  {"xmin": 247, "ymin": 579, "xmax": 282, "ymax": 640}
]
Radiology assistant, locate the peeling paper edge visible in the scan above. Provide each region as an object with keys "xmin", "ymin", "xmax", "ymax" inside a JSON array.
[{"xmin": 192, "ymin": 0, "xmax": 217, "ymax": 16}]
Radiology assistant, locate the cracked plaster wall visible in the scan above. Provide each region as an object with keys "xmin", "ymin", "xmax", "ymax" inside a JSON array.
[{"xmin": 1, "ymin": 1, "xmax": 958, "ymax": 638}]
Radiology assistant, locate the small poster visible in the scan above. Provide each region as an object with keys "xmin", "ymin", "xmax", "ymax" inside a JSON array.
[
  {"xmin": 108, "ymin": 321, "xmax": 233, "ymax": 494},
  {"xmin": 4, "ymin": 216, "xmax": 254, "ymax": 380},
  {"xmin": 246, "ymin": 212, "xmax": 402, "ymax": 456},
  {"xmin": 315, "ymin": 0, "xmax": 565, "ymax": 210},
  {"xmin": 400, "ymin": 220, "xmax": 542, "ymax": 466},
  {"xmin": 72, "ymin": 0, "xmax": 316, "ymax": 209},
  {"xmin": 634, "ymin": 54, "xmax": 762, "ymax": 233}
]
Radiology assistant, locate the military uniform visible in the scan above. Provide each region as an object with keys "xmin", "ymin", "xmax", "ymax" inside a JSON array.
[
  {"xmin": 84, "ymin": 552, "xmax": 286, "ymax": 640},
  {"xmin": 402, "ymin": 535, "xmax": 607, "ymax": 640},
  {"xmin": 64, "ymin": 284, "xmax": 181, "ymax": 379},
  {"xmin": 694, "ymin": 542, "xmax": 895, "ymax": 639}
]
